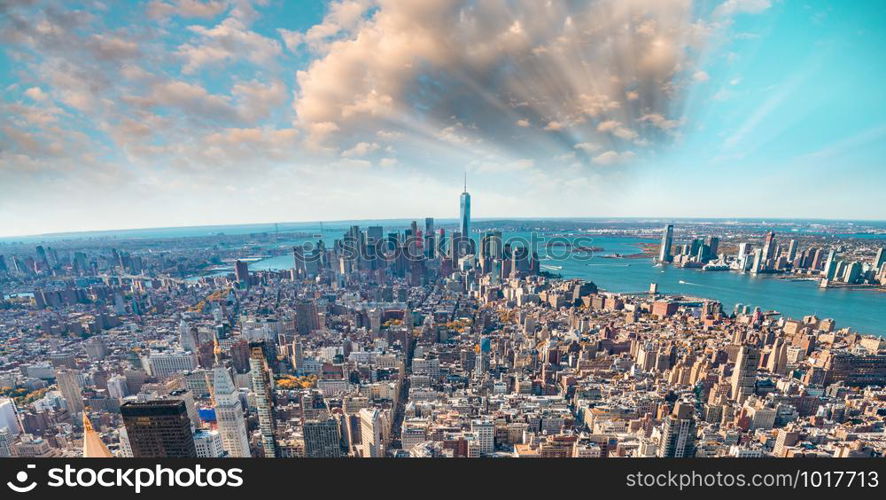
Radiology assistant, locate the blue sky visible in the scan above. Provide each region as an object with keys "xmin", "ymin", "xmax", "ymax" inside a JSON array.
[{"xmin": 1, "ymin": 0, "xmax": 884, "ymax": 237}]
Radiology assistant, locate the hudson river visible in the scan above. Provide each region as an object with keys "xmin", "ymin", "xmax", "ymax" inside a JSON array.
[{"xmin": 244, "ymin": 230, "xmax": 885, "ymax": 336}]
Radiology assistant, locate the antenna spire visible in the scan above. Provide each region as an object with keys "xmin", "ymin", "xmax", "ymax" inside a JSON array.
[{"xmin": 463, "ymin": 171, "xmax": 467, "ymax": 192}]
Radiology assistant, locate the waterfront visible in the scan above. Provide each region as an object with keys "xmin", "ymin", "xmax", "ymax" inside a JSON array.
[{"xmin": 236, "ymin": 232, "xmax": 885, "ymax": 336}]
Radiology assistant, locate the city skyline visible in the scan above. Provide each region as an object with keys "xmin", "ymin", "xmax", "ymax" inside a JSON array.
[{"xmin": 2, "ymin": 0, "xmax": 886, "ymax": 237}]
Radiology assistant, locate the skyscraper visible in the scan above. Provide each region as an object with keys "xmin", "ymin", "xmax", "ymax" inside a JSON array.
[
  {"xmin": 424, "ymin": 217, "xmax": 435, "ymax": 259},
  {"xmin": 761, "ymin": 231, "xmax": 776, "ymax": 267},
  {"xmin": 234, "ymin": 260, "xmax": 249, "ymax": 288},
  {"xmin": 874, "ymin": 247, "xmax": 885, "ymax": 269},
  {"xmin": 731, "ymin": 345, "xmax": 760, "ymax": 403},
  {"xmin": 212, "ymin": 367, "xmax": 251, "ymax": 457},
  {"xmin": 823, "ymin": 249, "xmax": 838, "ymax": 280},
  {"xmin": 358, "ymin": 408, "xmax": 386, "ymax": 458},
  {"xmin": 472, "ymin": 419, "xmax": 494, "ymax": 455},
  {"xmin": 249, "ymin": 343, "xmax": 278, "ymax": 458},
  {"xmin": 658, "ymin": 225, "xmax": 674, "ymax": 263},
  {"xmin": 55, "ymin": 368, "xmax": 84, "ymax": 416},
  {"xmin": 120, "ymin": 400, "xmax": 197, "ymax": 458},
  {"xmin": 459, "ymin": 175, "xmax": 471, "ymax": 240},
  {"xmin": 657, "ymin": 401, "xmax": 696, "ymax": 457}
]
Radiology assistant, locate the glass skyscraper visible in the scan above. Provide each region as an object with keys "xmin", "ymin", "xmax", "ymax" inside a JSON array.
[{"xmin": 460, "ymin": 178, "xmax": 471, "ymax": 238}]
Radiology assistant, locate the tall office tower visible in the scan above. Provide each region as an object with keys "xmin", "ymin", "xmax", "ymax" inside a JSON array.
[
  {"xmin": 459, "ymin": 175, "xmax": 471, "ymax": 239},
  {"xmin": 737, "ymin": 242, "xmax": 749, "ymax": 261},
  {"xmin": 787, "ymin": 239, "xmax": 798, "ymax": 262},
  {"xmin": 179, "ymin": 319, "xmax": 197, "ymax": 352},
  {"xmin": 449, "ymin": 231, "xmax": 463, "ymax": 260},
  {"xmin": 767, "ymin": 338, "xmax": 788, "ymax": 375},
  {"xmin": 82, "ymin": 414, "xmax": 112, "ymax": 458},
  {"xmin": 658, "ymin": 225, "xmax": 674, "ymax": 263},
  {"xmin": 291, "ymin": 339, "xmax": 305, "ymax": 374},
  {"xmin": 730, "ymin": 345, "xmax": 760, "ymax": 403},
  {"xmin": 303, "ymin": 417, "xmax": 344, "ymax": 457},
  {"xmin": 472, "ymin": 419, "xmax": 495, "ymax": 455},
  {"xmin": 657, "ymin": 401, "xmax": 697, "ymax": 457},
  {"xmin": 55, "ymin": 368, "xmax": 84, "ymax": 416},
  {"xmin": 874, "ymin": 247, "xmax": 885, "ymax": 269},
  {"xmin": 120, "ymin": 400, "xmax": 197, "ymax": 458},
  {"xmin": 761, "ymin": 231, "xmax": 776, "ymax": 266},
  {"xmin": 823, "ymin": 249, "xmax": 838, "ymax": 280},
  {"xmin": 249, "ymin": 343, "xmax": 277, "ymax": 458},
  {"xmin": 751, "ymin": 248, "xmax": 763, "ymax": 275},
  {"xmin": 480, "ymin": 231, "xmax": 503, "ymax": 261},
  {"xmin": 424, "ymin": 218, "xmax": 435, "ymax": 259},
  {"xmin": 358, "ymin": 408, "xmax": 386, "ymax": 458},
  {"xmin": 705, "ymin": 236, "xmax": 719, "ymax": 261},
  {"xmin": 295, "ymin": 300, "xmax": 321, "ymax": 335},
  {"xmin": 366, "ymin": 225, "xmax": 384, "ymax": 244},
  {"xmin": 234, "ymin": 260, "xmax": 249, "ymax": 288},
  {"xmin": 212, "ymin": 367, "xmax": 251, "ymax": 457}
]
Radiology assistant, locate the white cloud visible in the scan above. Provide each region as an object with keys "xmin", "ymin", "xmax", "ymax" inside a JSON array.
[
  {"xmin": 592, "ymin": 150, "xmax": 636, "ymax": 166},
  {"xmin": 24, "ymin": 87, "xmax": 49, "ymax": 102},
  {"xmin": 178, "ymin": 17, "xmax": 281, "ymax": 73},
  {"xmin": 341, "ymin": 141, "xmax": 380, "ymax": 157},
  {"xmin": 714, "ymin": 0, "xmax": 772, "ymax": 18}
]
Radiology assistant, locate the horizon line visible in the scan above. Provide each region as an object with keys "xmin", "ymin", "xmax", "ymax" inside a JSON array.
[{"xmin": 2, "ymin": 215, "xmax": 886, "ymax": 241}]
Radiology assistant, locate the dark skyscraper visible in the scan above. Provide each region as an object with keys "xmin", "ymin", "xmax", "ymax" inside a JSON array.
[
  {"xmin": 459, "ymin": 175, "xmax": 471, "ymax": 239},
  {"xmin": 658, "ymin": 224, "xmax": 674, "ymax": 263},
  {"xmin": 120, "ymin": 400, "xmax": 196, "ymax": 458},
  {"xmin": 234, "ymin": 259, "xmax": 249, "ymax": 288}
]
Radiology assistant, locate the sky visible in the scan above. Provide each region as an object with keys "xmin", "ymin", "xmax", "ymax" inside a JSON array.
[{"xmin": 1, "ymin": 0, "xmax": 885, "ymax": 237}]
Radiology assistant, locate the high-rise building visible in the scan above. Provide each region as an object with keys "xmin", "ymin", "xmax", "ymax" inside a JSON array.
[
  {"xmin": 424, "ymin": 218, "xmax": 435, "ymax": 259},
  {"xmin": 358, "ymin": 408, "xmax": 386, "ymax": 458},
  {"xmin": 761, "ymin": 231, "xmax": 776, "ymax": 267},
  {"xmin": 120, "ymin": 400, "xmax": 197, "ymax": 458},
  {"xmin": 875, "ymin": 247, "xmax": 886, "ymax": 269},
  {"xmin": 295, "ymin": 300, "xmax": 321, "ymax": 335},
  {"xmin": 459, "ymin": 175, "xmax": 471, "ymax": 240},
  {"xmin": 291, "ymin": 339, "xmax": 305, "ymax": 374},
  {"xmin": 55, "ymin": 368, "xmax": 84, "ymax": 416},
  {"xmin": 249, "ymin": 343, "xmax": 278, "ymax": 458},
  {"xmin": 787, "ymin": 239, "xmax": 798, "ymax": 262},
  {"xmin": 658, "ymin": 225, "xmax": 674, "ymax": 263},
  {"xmin": 179, "ymin": 319, "xmax": 198, "ymax": 352},
  {"xmin": 472, "ymin": 419, "xmax": 494, "ymax": 455},
  {"xmin": 212, "ymin": 367, "xmax": 251, "ymax": 457},
  {"xmin": 731, "ymin": 345, "xmax": 760, "ymax": 403},
  {"xmin": 823, "ymin": 249, "xmax": 838, "ymax": 280},
  {"xmin": 234, "ymin": 260, "xmax": 249, "ymax": 288},
  {"xmin": 657, "ymin": 401, "xmax": 696, "ymax": 457},
  {"xmin": 303, "ymin": 417, "xmax": 344, "ymax": 458}
]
